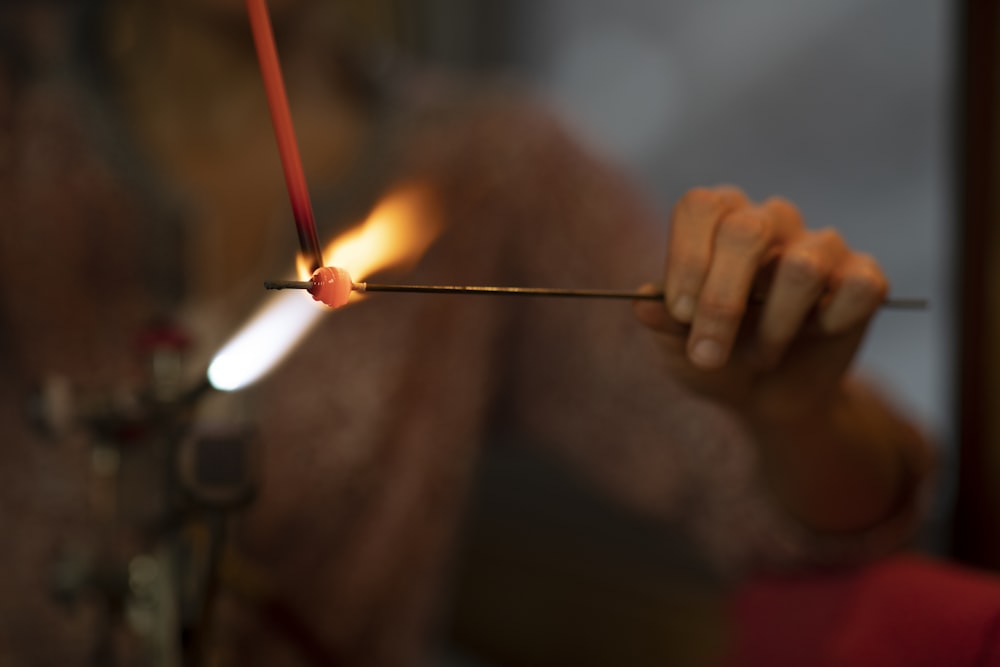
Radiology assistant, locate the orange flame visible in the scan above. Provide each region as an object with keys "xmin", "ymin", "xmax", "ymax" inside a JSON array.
[
  {"xmin": 209, "ymin": 183, "xmax": 441, "ymax": 392},
  {"xmin": 296, "ymin": 184, "xmax": 442, "ymax": 288}
]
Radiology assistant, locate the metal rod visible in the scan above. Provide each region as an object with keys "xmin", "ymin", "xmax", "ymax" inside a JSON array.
[
  {"xmin": 265, "ymin": 280, "xmax": 315, "ymax": 290},
  {"xmin": 359, "ymin": 282, "xmax": 662, "ymax": 300},
  {"xmin": 263, "ymin": 280, "xmax": 928, "ymax": 309}
]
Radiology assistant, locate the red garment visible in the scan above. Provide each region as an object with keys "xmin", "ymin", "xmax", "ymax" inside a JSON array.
[{"xmin": 727, "ymin": 554, "xmax": 1000, "ymax": 667}]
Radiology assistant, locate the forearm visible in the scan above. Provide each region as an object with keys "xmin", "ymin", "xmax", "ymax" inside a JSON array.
[{"xmin": 750, "ymin": 376, "xmax": 933, "ymax": 534}]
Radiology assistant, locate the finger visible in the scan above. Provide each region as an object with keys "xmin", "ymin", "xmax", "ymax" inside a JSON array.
[
  {"xmin": 633, "ymin": 283, "xmax": 681, "ymax": 333},
  {"xmin": 819, "ymin": 252, "xmax": 888, "ymax": 334},
  {"xmin": 756, "ymin": 228, "xmax": 848, "ymax": 367},
  {"xmin": 747, "ymin": 198, "xmax": 809, "ymax": 297},
  {"xmin": 759, "ymin": 196, "xmax": 808, "ymax": 235},
  {"xmin": 757, "ymin": 196, "xmax": 809, "ymax": 254},
  {"xmin": 665, "ymin": 186, "xmax": 748, "ymax": 323},
  {"xmin": 688, "ymin": 205, "xmax": 788, "ymax": 369}
]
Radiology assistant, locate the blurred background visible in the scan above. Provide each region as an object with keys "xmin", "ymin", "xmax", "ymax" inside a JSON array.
[{"xmin": 399, "ymin": 1, "xmax": 956, "ymax": 665}]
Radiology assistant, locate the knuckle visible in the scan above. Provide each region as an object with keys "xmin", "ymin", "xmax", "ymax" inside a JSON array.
[
  {"xmin": 677, "ymin": 186, "xmax": 741, "ymax": 221},
  {"xmin": 849, "ymin": 253, "xmax": 889, "ymax": 293},
  {"xmin": 815, "ymin": 227, "xmax": 846, "ymax": 251},
  {"xmin": 781, "ymin": 248, "xmax": 827, "ymax": 289},
  {"xmin": 844, "ymin": 253, "xmax": 889, "ymax": 298},
  {"xmin": 763, "ymin": 196, "xmax": 804, "ymax": 228},
  {"xmin": 718, "ymin": 209, "xmax": 769, "ymax": 249}
]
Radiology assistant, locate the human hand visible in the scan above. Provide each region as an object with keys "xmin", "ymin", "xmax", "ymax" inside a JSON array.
[{"xmin": 634, "ymin": 186, "xmax": 888, "ymax": 426}]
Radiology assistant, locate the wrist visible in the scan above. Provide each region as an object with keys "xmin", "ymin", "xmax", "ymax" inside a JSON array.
[{"xmin": 749, "ymin": 386, "xmax": 915, "ymax": 534}]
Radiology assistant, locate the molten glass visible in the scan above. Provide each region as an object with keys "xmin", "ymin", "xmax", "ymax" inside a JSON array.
[{"xmin": 309, "ymin": 266, "xmax": 354, "ymax": 308}]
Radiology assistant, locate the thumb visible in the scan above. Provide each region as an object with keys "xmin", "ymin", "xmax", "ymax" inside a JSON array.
[{"xmin": 632, "ymin": 283, "xmax": 685, "ymax": 335}]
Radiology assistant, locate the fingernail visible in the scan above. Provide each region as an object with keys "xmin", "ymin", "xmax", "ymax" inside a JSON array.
[
  {"xmin": 691, "ymin": 339, "xmax": 725, "ymax": 368},
  {"xmin": 672, "ymin": 295, "xmax": 696, "ymax": 322}
]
